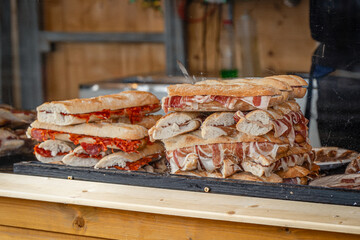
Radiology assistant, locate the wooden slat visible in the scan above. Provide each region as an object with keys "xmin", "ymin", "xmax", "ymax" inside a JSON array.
[
  {"xmin": 0, "ymin": 197, "xmax": 359, "ymax": 240},
  {"xmin": 0, "ymin": 173, "xmax": 359, "ymax": 235},
  {"xmin": 187, "ymin": 0, "xmax": 317, "ymax": 76},
  {"xmin": 42, "ymin": 0, "xmax": 164, "ymax": 32},
  {"xmin": 0, "ymin": 225, "xmax": 110, "ymax": 240},
  {"xmin": 45, "ymin": 43, "xmax": 165, "ymax": 101},
  {"xmin": 13, "ymin": 161, "xmax": 360, "ymax": 206}
]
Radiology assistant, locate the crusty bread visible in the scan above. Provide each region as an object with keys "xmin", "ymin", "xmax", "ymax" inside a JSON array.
[
  {"xmin": 62, "ymin": 146, "xmax": 110, "ymax": 167},
  {"xmin": 94, "ymin": 142, "xmax": 164, "ymax": 169},
  {"xmin": 148, "ymin": 112, "xmax": 203, "ymax": 141},
  {"xmin": 266, "ymin": 75, "xmax": 308, "ymax": 87},
  {"xmin": 167, "ymin": 80, "xmax": 281, "ymax": 97},
  {"xmin": 114, "ymin": 115, "xmax": 162, "ymax": 129},
  {"xmin": 163, "ymin": 130, "xmax": 290, "ymax": 151},
  {"xmin": 29, "ymin": 120, "xmax": 148, "ymax": 140},
  {"xmin": 236, "ymin": 110, "xmax": 274, "ymax": 136},
  {"xmin": 265, "ymin": 75, "xmax": 308, "ymax": 99},
  {"xmin": 201, "ymin": 112, "xmax": 235, "ymax": 139},
  {"xmin": 275, "ymin": 165, "xmax": 310, "ymax": 178},
  {"xmin": 236, "ymin": 100, "xmax": 302, "ymax": 136},
  {"xmin": 35, "ymin": 140, "xmax": 73, "ymax": 163},
  {"xmin": 37, "ymin": 91, "xmax": 160, "ymax": 114},
  {"xmin": 35, "ymin": 155, "xmax": 65, "ymax": 163}
]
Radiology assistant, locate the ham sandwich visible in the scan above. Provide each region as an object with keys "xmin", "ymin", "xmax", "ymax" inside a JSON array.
[{"xmin": 37, "ymin": 91, "xmax": 160, "ymax": 126}]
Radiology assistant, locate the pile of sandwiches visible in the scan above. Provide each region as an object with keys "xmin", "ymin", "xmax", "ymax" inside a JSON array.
[
  {"xmin": 26, "ymin": 91, "xmax": 168, "ymax": 173},
  {"xmin": 0, "ymin": 104, "xmax": 36, "ymax": 156},
  {"xmin": 149, "ymin": 75, "xmax": 319, "ymax": 184}
]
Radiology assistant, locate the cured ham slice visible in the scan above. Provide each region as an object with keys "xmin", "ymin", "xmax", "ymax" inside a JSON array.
[
  {"xmin": 162, "ymin": 95, "xmax": 272, "ymax": 113},
  {"xmin": 166, "ymin": 142, "xmax": 288, "ymax": 177}
]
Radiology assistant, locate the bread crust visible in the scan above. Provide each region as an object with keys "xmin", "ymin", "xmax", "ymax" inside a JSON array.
[
  {"xmin": 148, "ymin": 112, "xmax": 203, "ymax": 141},
  {"xmin": 94, "ymin": 142, "xmax": 164, "ymax": 169},
  {"xmin": 167, "ymin": 81, "xmax": 281, "ymax": 97},
  {"xmin": 115, "ymin": 115, "xmax": 162, "ymax": 129},
  {"xmin": 35, "ymin": 154, "xmax": 65, "ymax": 163},
  {"xmin": 29, "ymin": 120, "xmax": 148, "ymax": 140},
  {"xmin": 225, "ymin": 78, "xmax": 293, "ymax": 92},
  {"xmin": 265, "ymin": 75, "xmax": 308, "ymax": 99},
  {"xmin": 37, "ymin": 91, "xmax": 160, "ymax": 114},
  {"xmin": 265, "ymin": 75, "xmax": 308, "ymax": 87}
]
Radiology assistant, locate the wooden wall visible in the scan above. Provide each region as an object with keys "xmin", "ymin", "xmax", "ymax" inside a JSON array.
[
  {"xmin": 42, "ymin": 0, "xmax": 165, "ymax": 101},
  {"xmin": 42, "ymin": 0, "xmax": 316, "ymax": 101},
  {"xmin": 187, "ymin": 0, "xmax": 317, "ymax": 77}
]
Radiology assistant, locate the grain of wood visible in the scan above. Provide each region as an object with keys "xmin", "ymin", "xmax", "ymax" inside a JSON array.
[
  {"xmin": 0, "ymin": 225, "xmax": 110, "ymax": 240},
  {"xmin": 42, "ymin": 0, "xmax": 164, "ymax": 32},
  {"xmin": 0, "ymin": 173, "xmax": 359, "ymax": 235},
  {"xmin": 0, "ymin": 197, "xmax": 358, "ymax": 240}
]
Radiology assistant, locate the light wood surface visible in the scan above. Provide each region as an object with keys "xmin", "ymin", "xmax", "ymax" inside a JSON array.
[
  {"xmin": 0, "ymin": 173, "xmax": 359, "ymax": 235},
  {"xmin": 0, "ymin": 196, "xmax": 359, "ymax": 240},
  {"xmin": 0, "ymin": 225, "xmax": 109, "ymax": 240}
]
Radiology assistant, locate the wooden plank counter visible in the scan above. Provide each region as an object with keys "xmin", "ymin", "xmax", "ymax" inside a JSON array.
[{"xmin": 0, "ymin": 173, "xmax": 359, "ymax": 239}]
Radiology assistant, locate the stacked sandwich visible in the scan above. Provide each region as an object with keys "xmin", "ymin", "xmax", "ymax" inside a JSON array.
[
  {"xmin": 27, "ymin": 91, "xmax": 166, "ymax": 172},
  {"xmin": 149, "ymin": 75, "xmax": 318, "ymax": 184}
]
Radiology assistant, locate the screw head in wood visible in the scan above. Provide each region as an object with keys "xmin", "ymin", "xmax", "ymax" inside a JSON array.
[{"xmin": 204, "ymin": 187, "xmax": 210, "ymax": 193}]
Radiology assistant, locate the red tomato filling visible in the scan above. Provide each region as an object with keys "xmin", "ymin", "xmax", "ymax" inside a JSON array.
[
  {"xmin": 31, "ymin": 128, "xmax": 147, "ymax": 153},
  {"xmin": 34, "ymin": 144, "xmax": 69, "ymax": 157},
  {"xmin": 56, "ymin": 104, "xmax": 160, "ymax": 124}
]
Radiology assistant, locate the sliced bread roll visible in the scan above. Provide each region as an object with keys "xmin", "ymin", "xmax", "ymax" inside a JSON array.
[
  {"xmin": 34, "ymin": 140, "xmax": 73, "ymax": 163},
  {"xmin": 94, "ymin": 142, "xmax": 164, "ymax": 169},
  {"xmin": 148, "ymin": 112, "xmax": 203, "ymax": 141},
  {"xmin": 37, "ymin": 91, "xmax": 160, "ymax": 125},
  {"xmin": 62, "ymin": 146, "xmax": 108, "ymax": 167},
  {"xmin": 201, "ymin": 112, "xmax": 236, "ymax": 139}
]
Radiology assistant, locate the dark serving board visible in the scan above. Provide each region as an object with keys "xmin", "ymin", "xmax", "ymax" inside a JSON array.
[{"xmin": 13, "ymin": 161, "xmax": 360, "ymax": 207}]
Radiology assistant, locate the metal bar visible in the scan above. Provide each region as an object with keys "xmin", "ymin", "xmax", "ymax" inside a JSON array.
[
  {"xmin": 0, "ymin": 0, "xmax": 14, "ymax": 105},
  {"xmin": 17, "ymin": 0, "xmax": 43, "ymax": 109},
  {"xmin": 42, "ymin": 31, "xmax": 165, "ymax": 43},
  {"xmin": 164, "ymin": 0, "xmax": 186, "ymax": 76}
]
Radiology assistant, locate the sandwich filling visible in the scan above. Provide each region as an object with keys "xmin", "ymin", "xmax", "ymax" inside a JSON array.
[
  {"xmin": 40, "ymin": 104, "xmax": 160, "ymax": 124},
  {"xmin": 162, "ymin": 95, "xmax": 272, "ymax": 113},
  {"xmin": 112, "ymin": 153, "xmax": 162, "ymax": 171},
  {"xmin": 234, "ymin": 110, "xmax": 308, "ymax": 145},
  {"xmin": 30, "ymin": 128, "xmax": 147, "ymax": 153},
  {"xmin": 34, "ymin": 144, "xmax": 69, "ymax": 157}
]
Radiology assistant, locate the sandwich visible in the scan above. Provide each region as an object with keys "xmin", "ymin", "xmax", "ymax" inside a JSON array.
[
  {"xmin": 37, "ymin": 91, "xmax": 160, "ymax": 126},
  {"xmin": 148, "ymin": 112, "xmax": 206, "ymax": 141},
  {"xmin": 234, "ymin": 100, "xmax": 308, "ymax": 144},
  {"xmin": 162, "ymin": 79, "xmax": 282, "ymax": 113},
  {"xmin": 94, "ymin": 142, "xmax": 165, "ymax": 170},
  {"xmin": 34, "ymin": 140, "xmax": 73, "ymax": 163},
  {"xmin": 27, "ymin": 120, "xmax": 149, "ymax": 153},
  {"xmin": 0, "ymin": 128, "xmax": 25, "ymax": 154},
  {"xmin": 265, "ymin": 75, "xmax": 308, "ymax": 99},
  {"xmin": 62, "ymin": 146, "xmax": 111, "ymax": 167}
]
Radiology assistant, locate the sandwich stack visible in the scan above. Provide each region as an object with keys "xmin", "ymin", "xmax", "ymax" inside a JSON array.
[
  {"xmin": 27, "ymin": 91, "xmax": 167, "ymax": 173},
  {"xmin": 149, "ymin": 75, "xmax": 318, "ymax": 184}
]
